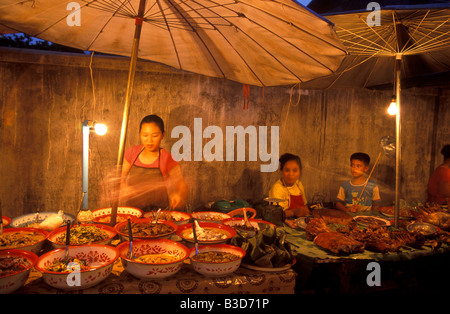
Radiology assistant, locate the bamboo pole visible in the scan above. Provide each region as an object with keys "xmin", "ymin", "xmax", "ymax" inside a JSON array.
[
  {"xmin": 394, "ymin": 54, "xmax": 402, "ymax": 228},
  {"xmin": 110, "ymin": 0, "xmax": 146, "ymax": 226}
]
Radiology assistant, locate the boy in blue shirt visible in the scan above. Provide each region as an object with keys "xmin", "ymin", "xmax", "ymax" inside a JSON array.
[{"xmin": 336, "ymin": 152, "xmax": 380, "ymax": 212}]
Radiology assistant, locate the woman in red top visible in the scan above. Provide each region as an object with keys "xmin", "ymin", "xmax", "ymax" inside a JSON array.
[
  {"xmin": 427, "ymin": 145, "xmax": 450, "ymax": 205},
  {"xmin": 120, "ymin": 115, "xmax": 188, "ymax": 212}
]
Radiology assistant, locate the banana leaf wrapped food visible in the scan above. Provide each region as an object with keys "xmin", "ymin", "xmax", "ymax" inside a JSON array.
[{"xmin": 230, "ymin": 225, "xmax": 293, "ymax": 268}]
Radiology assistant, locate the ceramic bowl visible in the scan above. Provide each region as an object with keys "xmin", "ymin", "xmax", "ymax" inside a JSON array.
[
  {"xmin": 177, "ymin": 222, "xmax": 236, "ymax": 245},
  {"xmin": 0, "ymin": 227, "xmax": 49, "ymax": 254},
  {"xmin": 1, "ymin": 216, "xmax": 11, "ymax": 228},
  {"xmin": 191, "ymin": 211, "xmax": 231, "ymax": 223},
  {"xmin": 91, "ymin": 206, "xmax": 144, "ymax": 224},
  {"xmin": 143, "ymin": 210, "xmax": 191, "ymax": 225},
  {"xmin": 9, "ymin": 212, "xmax": 75, "ymax": 229},
  {"xmin": 407, "ymin": 222, "xmax": 439, "ymax": 236},
  {"xmin": 115, "ymin": 218, "xmax": 178, "ymax": 241},
  {"xmin": 47, "ymin": 224, "xmax": 117, "ymax": 249},
  {"xmin": 189, "ymin": 244, "xmax": 245, "ymax": 276},
  {"xmin": 0, "ymin": 249, "xmax": 38, "ymax": 294},
  {"xmin": 35, "ymin": 244, "xmax": 119, "ymax": 291},
  {"xmin": 221, "ymin": 218, "xmax": 277, "ymax": 237},
  {"xmin": 117, "ymin": 238, "xmax": 190, "ymax": 279}
]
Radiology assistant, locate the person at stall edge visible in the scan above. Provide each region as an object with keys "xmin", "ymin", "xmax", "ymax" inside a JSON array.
[
  {"xmin": 268, "ymin": 153, "xmax": 310, "ymax": 218},
  {"xmin": 427, "ymin": 144, "xmax": 450, "ymax": 205},
  {"xmin": 119, "ymin": 114, "xmax": 188, "ymax": 212},
  {"xmin": 335, "ymin": 152, "xmax": 380, "ymax": 212}
]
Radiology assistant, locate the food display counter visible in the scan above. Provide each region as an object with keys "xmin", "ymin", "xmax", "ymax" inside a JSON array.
[
  {"xmin": 16, "ymin": 254, "xmax": 296, "ymax": 294},
  {"xmin": 282, "ymin": 209, "xmax": 450, "ymax": 294}
]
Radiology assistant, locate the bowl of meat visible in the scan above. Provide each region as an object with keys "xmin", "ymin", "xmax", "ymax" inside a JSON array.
[
  {"xmin": 0, "ymin": 227, "xmax": 49, "ymax": 254},
  {"xmin": 117, "ymin": 238, "xmax": 190, "ymax": 279},
  {"xmin": 189, "ymin": 244, "xmax": 246, "ymax": 276},
  {"xmin": 0, "ymin": 249, "xmax": 38, "ymax": 294},
  {"xmin": 115, "ymin": 218, "xmax": 178, "ymax": 241},
  {"xmin": 47, "ymin": 224, "xmax": 117, "ymax": 249},
  {"xmin": 35, "ymin": 244, "xmax": 119, "ymax": 291},
  {"xmin": 92, "ymin": 206, "xmax": 144, "ymax": 224},
  {"xmin": 177, "ymin": 222, "xmax": 236, "ymax": 245}
]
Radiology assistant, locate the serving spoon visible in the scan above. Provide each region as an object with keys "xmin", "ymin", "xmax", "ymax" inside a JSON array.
[
  {"xmin": 192, "ymin": 219, "xmax": 199, "ymax": 255},
  {"xmin": 127, "ymin": 218, "xmax": 136, "ymax": 259},
  {"xmin": 62, "ymin": 220, "xmax": 71, "ymax": 263}
]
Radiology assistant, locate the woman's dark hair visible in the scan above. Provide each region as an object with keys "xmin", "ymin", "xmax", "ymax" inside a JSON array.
[
  {"xmin": 442, "ymin": 145, "xmax": 450, "ymax": 160},
  {"xmin": 279, "ymin": 153, "xmax": 302, "ymax": 171},
  {"xmin": 140, "ymin": 114, "xmax": 165, "ymax": 133},
  {"xmin": 350, "ymin": 152, "xmax": 370, "ymax": 166}
]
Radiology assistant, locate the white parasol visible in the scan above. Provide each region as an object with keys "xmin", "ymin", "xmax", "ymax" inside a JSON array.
[{"xmin": 0, "ymin": 0, "xmax": 347, "ymax": 224}]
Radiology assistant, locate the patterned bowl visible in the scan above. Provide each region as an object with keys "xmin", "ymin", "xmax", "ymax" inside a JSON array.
[
  {"xmin": 9, "ymin": 212, "xmax": 75, "ymax": 229},
  {"xmin": 92, "ymin": 206, "xmax": 144, "ymax": 224},
  {"xmin": 47, "ymin": 224, "xmax": 117, "ymax": 249},
  {"xmin": 191, "ymin": 211, "xmax": 231, "ymax": 223},
  {"xmin": 221, "ymin": 218, "xmax": 277, "ymax": 237},
  {"xmin": 189, "ymin": 244, "xmax": 245, "ymax": 277},
  {"xmin": 144, "ymin": 210, "xmax": 191, "ymax": 225},
  {"xmin": 35, "ymin": 244, "xmax": 119, "ymax": 291},
  {"xmin": 177, "ymin": 222, "xmax": 236, "ymax": 245},
  {"xmin": 0, "ymin": 227, "xmax": 49, "ymax": 254},
  {"xmin": 2, "ymin": 216, "xmax": 11, "ymax": 228},
  {"xmin": 0, "ymin": 249, "xmax": 38, "ymax": 294},
  {"xmin": 115, "ymin": 218, "xmax": 178, "ymax": 241},
  {"xmin": 117, "ymin": 239, "xmax": 190, "ymax": 279}
]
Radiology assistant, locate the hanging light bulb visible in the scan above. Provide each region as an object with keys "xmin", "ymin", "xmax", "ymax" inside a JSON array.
[
  {"xmin": 388, "ymin": 96, "xmax": 398, "ymax": 115},
  {"xmin": 94, "ymin": 122, "xmax": 107, "ymax": 135}
]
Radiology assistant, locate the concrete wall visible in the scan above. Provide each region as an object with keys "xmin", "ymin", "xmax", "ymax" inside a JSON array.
[{"xmin": 1, "ymin": 47, "xmax": 449, "ymax": 218}]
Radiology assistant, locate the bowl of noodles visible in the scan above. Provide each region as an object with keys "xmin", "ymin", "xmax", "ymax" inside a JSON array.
[
  {"xmin": 47, "ymin": 224, "xmax": 117, "ymax": 249},
  {"xmin": 0, "ymin": 227, "xmax": 49, "ymax": 254},
  {"xmin": 0, "ymin": 249, "xmax": 38, "ymax": 294},
  {"xmin": 115, "ymin": 218, "xmax": 178, "ymax": 241},
  {"xmin": 117, "ymin": 238, "xmax": 190, "ymax": 279},
  {"xmin": 35, "ymin": 244, "xmax": 119, "ymax": 291},
  {"xmin": 92, "ymin": 206, "xmax": 144, "ymax": 224},
  {"xmin": 189, "ymin": 244, "xmax": 245, "ymax": 276},
  {"xmin": 177, "ymin": 222, "xmax": 236, "ymax": 245}
]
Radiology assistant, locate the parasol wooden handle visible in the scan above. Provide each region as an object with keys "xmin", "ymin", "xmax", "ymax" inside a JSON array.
[{"xmin": 357, "ymin": 151, "xmax": 382, "ymax": 205}]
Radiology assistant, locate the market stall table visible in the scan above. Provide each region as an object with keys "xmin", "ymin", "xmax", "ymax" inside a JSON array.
[
  {"xmin": 15, "ymin": 256, "xmax": 296, "ymax": 294},
  {"xmin": 282, "ymin": 211, "xmax": 450, "ymax": 294}
]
